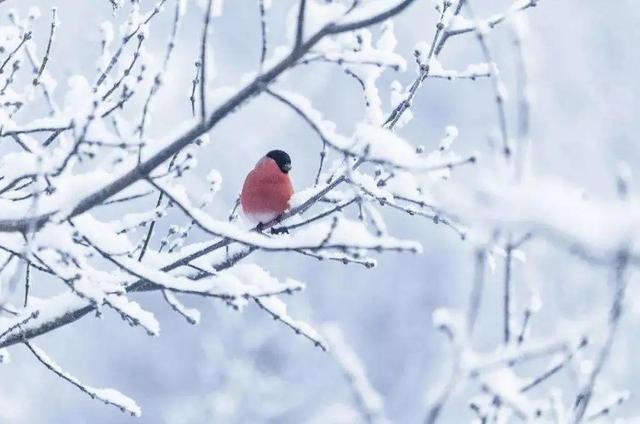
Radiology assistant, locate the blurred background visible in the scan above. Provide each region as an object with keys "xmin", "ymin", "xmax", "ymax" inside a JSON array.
[{"xmin": 1, "ymin": 0, "xmax": 639, "ymax": 422}]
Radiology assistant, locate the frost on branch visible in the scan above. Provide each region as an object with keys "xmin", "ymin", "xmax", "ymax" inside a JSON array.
[
  {"xmin": 0, "ymin": 2, "xmax": 459, "ymax": 411},
  {"xmin": 24, "ymin": 341, "xmax": 142, "ymax": 417}
]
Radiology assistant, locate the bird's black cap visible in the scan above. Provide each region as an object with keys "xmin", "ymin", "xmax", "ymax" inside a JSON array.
[{"xmin": 266, "ymin": 150, "xmax": 292, "ymax": 173}]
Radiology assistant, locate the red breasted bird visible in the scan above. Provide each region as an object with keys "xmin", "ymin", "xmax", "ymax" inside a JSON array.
[{"xmin": 240, "ymin": 150, "xmax": 294, "ymax": 225}]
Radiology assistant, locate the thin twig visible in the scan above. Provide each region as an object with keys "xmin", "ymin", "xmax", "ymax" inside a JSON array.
[
  {"xmin": 464, "ymin": 0, "xmax": 510, "ymax": 157},
  {"xmin": 0, "ymin": 32, "xmax": 31, "ymax": 75},
  {"xmin": 95, "ymin": 0, "xmax": 167, "ymax": 87},
  {"xmin": 33, "ymin": 8, "xmax": 57, "ymax": 86},
  {"xmin": 503, "ymin": 237, "xmax": 513, "ymax": 344},
  {"xmin": 572, "ymin": 251, "xmax": 629, "ymax": 423},
  {"xmin": 24, "ymin": 340, "xmax": 141, "ymax": 416},
  {"xmin": 23, "ymin": 263, "xmax": 30, "ymax": 307},
  {"xmin": 258, "ymin": 0, "xmax": 268, "ymax": 71},
  {"xmin": 467, "ymin": 248, "xmax": 485, "ymax": 334},
  {"xmin": 199, "ymin": 0, "xmax": 214, "ymax": 121}
]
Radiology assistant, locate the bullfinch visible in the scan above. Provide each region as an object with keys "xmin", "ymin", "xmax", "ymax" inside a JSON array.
[{"xmin": 240, "ymin": 150, "xmax": 294, "ymax": 225}]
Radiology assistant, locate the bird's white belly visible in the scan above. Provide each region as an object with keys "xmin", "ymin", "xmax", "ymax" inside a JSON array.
[{"xmin": 244, "ymin": 211, "xmax": 279, "ymax": 225}]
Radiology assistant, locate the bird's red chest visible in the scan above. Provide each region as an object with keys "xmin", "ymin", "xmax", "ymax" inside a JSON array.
[{"xmin": 241, "ymin": 158, "xmax": 294, "ymax": 222}]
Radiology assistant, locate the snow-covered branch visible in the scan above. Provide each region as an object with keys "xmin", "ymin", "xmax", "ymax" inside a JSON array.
[{"xmin": 2, "ymin": 1, "xmax": 632, "ymax": 422}]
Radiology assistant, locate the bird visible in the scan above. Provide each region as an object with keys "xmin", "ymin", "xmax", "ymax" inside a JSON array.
[{"xmin": 240, "ymin": 150, "xmax": 294, "ymax": 226}]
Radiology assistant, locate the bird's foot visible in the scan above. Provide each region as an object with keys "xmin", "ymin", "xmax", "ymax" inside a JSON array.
[{"xmin": 270, "ymin": 226, "xmax": 289, "ymax": 235}]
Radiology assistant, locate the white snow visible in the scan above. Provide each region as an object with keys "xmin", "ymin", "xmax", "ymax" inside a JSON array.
[{"xmin": 27, "ymin": 342, "xmax": 142, "ymax": 417}]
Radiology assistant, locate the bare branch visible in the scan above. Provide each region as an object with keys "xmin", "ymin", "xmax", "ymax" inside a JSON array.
[
  {"xmin": 295, "ymin": 0, "xmax": 307, "ymax": 49},
  {"xmin": 199, "ymin": 0, "xmax": 214, "ymax": 121},
  {"xmin": 33, "ymin": 8, "xmax": 57, "ymax": 86}
]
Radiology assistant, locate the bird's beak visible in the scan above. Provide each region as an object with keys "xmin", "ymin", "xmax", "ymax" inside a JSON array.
[{"xmin": 282, "ymin": 163, "xmax": 292, "ymax": 173}]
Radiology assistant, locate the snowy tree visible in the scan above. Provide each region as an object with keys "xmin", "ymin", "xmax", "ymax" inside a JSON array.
[{"xmin": 0, "ymin": 0, "xmax": 636, "ymax": 422}]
